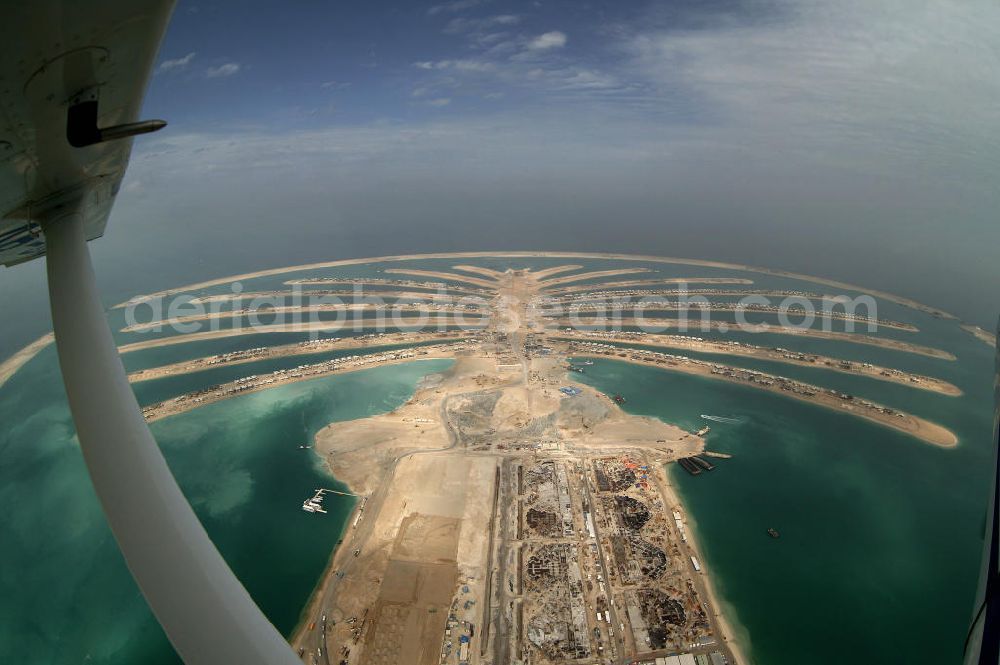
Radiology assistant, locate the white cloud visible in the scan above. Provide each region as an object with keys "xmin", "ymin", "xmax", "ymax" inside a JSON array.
[
  {"xmin": 528, "ymin": 31, "xmax": 567, "ymax": 50},
  {"xmin": 428, "ymin": 0, "xmax": 487, "ymax": 15},
  {"xmin": 114, "ymin": 1, "xmax": 1000, "ymax": 327},
  {"xmin": 158, "ymin": 52, "xmax": 196, "ymax": 72},
  {"xmin": 556, "ymin": 68, "xmax": 621, "ymax": 91},
  {"xmin": 205, "ymin": 62, "xmax": 241, "ymax": 78},
  {"xmin": 444, "ymin": 14, "xmax": 520, "ymax": 34},
  {"xmin": 414, "ymin": 59, "xmax": 494, "ymax": 72},
  {"xmin": 626, "ymin": 0, "xmax": 1000, "ymax": 187}
]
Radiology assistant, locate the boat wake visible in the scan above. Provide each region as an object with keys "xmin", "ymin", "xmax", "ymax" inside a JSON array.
[{"xmin": 700, "ymin": 414, "xmax": 742, "ymax": 425}]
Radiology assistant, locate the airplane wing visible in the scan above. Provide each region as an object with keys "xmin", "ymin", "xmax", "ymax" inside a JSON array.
[
  {"xmin": 0, "ymin": 3, "xmax": 302, "ymax": 664},
  {"xmin": 0, "ymin": 0, "xmax": 171, "ymax": 266}
]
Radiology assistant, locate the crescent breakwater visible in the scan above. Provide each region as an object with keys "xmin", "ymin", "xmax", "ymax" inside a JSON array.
[{"xmin": 98, "ymin": 251, "xmax": 964, "ymax": 320}]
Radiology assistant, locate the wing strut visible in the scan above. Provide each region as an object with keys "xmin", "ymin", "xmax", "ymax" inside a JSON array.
[
  {"xmin": 43, "ymin": 204, "xmax": 301, "ymax": 665},
  {"xmin": 963, "ymin": 319, "xmax": 1000, "ymax": 665}
]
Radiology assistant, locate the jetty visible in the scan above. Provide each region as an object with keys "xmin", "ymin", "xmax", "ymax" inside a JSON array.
[
  {"xmin": 302, "ymin": 488, "xmax": 363, "ymax": 514},
  {"xmin": 703, "ymin": 451, "xmax": 732, "ymax": 459},
  {"xmin": 677, "ymin": 458, "xmax": 702, "ymax": 475}
]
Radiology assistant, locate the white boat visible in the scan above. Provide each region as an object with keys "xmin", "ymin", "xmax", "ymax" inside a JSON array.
[{"xmin": 700, "ymin": 414, "xmax": 741, "ymax": 424}]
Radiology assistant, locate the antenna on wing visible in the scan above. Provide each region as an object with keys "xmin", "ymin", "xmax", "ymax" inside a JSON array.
[{"xmin": 67, "ymin": 88, "xmax": 166, "ymax": 147}]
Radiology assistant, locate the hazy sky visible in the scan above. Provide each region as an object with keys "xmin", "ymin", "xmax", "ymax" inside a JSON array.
[{"xmin": 2, "ymin": 0, "xmax": 999, "ymax": 351}]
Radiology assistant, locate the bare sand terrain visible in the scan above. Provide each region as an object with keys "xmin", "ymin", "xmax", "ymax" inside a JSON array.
[
  {"xmin": 0, "ymin": 333, "xmax": 53, "ymax": 389},
  {"xmin": 293, "ymin": 348, "xmax": 726, "ymax": 665},
  {"xmin": 104, "ymin": 251, "xmax": 962, "ymax": 320},
  {"xmin": 0, "ymin": 250, "xmax": 957, "ymax": 389},
  {"xmin": 536, "ymin": 267, "xmax": 652, "ymax": 287},
  {"xmin": 546, "ymin": 288, "xmax": 835, "ymax": 302},
  {"xmin": 961, "ymin": 323, "xmax": 997, "ymax": 347},
  {"xmin": 127, "ymin": 332, "xmax": 469, "ymax": 383},
  {"xmin": 140, "ymin": 344, "xmax": 469, "ymax": 423},
  {"xmin": 548, "ymin": 302, "xmax": 918, "ymax": 332},
  {"xmin": 383, "ymin": 268, "xmax": 500, "ymax": 289},
  {"xmin": 543, "ymin": 277, "xmax": 754, "ymax": 294},
  {"xmin": 283, "ymin": 279, "xmax": 492, "ymax": 296},
  {"xmin": 548, "ymin": 330, "xmax": 961, "ymax": 395},
  {"xmin": 451, "ymin": 265, "xmax": 504, "ymax": 281},
  {"xmin": 184, "ymin": 289, "xmax": 491, "ymax": 305},
  {"xmin": 547, "ymin": 317, "xmax": 955, "ymax": 360},
  {"xmin": 528, "ymin": 264, "xmax": 583, "ymax": 280},
  {"xmin": 120, "ymin": 303, "xmax": 487, "ymax": 333},
  {"xmin": 116, "ymin": 315, "xmax": 485, "ymax": 354},
  {"xmin": 562, "ymin": 344, "xmax": 957, "ymax": 448}
]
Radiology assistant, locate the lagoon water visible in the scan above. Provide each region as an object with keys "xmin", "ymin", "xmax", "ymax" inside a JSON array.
[
  {"xmin": 0, "ymin": 254, "xmax": 993, "ymax": 665},
  {"xmin": 0, "ymin": 349, "xmax": 451, "ymax": 664}
]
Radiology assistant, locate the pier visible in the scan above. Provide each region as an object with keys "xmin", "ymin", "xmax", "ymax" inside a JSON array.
[
  {"xmin": 703, "ymin": 451, "xmax": 733, "ymax": 459},
  {"xmin": 302, "ymin": 488, "xmax": 363, "ymax": 514}
]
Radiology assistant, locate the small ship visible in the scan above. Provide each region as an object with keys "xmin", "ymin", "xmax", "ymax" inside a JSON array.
[{"xmin": 767, "ymin": 527, "xmax": 780, "ymax": 539}]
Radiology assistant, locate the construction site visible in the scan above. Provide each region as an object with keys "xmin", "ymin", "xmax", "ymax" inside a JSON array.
[
  {"xmin": 282, "ymin": 266, "xmax": 740, "ymax": 665},
  {"xmin": 508, "ymin": 455, "xmax": 728, "ymax": 665}
]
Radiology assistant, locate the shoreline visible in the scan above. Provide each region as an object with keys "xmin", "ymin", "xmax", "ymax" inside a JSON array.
[
  {"xmin": 288, "ymin": 359, "xmax": 465, "ymax": 648},
  {"xmin": 285, "ymin": 343, "xmax": 741, "ymax": 664},
  {"xmin": 550, "ymin": 331, "xmax": 961, "ymax": 396},
  {"xmin": 0, "ymin": 333, "xmax": 54, "ymax": 390},
  {"xmin": 656, "ymin": 464, "xmax": 754, "ymax": 665},
  {"xmin": 548, "ymin": 318, "xmax": 955, "ymax": 360},
  {"xmin": 116, "ymin": 317, "xmax": 483, "ymax": 354},
  {"xmin": 565, "ymin": 347, "xmax": 958, "ymax": 448},
  {"xmin": 119, "ymin": 303, "xmax": 488, "ymax": 333},
  {"xmin": 127, "ymin": 332, "xmax": 468, "ymax": 382},
  {"xmin": 286, "ymin": 363, "xmax": 750, "ymax": 664},
  {"xmin": 140, "ymin": 347, "xmax": 465, "ymax": 423},
  {"xmin": 961, "ymin": 323, "xmax": 997, "ymax": 348},
  {"xmin": 3, "ymin": 251, "xmax": 965, "ymax": 390},
  {"xmin": 289, "ymin": 487, "xmax": 361, "ymax": 642},
  {"xmin": 107, "ymin": 251, "xmax": 963, "ymax": 321}
]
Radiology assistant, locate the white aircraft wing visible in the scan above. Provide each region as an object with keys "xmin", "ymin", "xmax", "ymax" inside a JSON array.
[
  {"xmin": 0, "ymin": 0, "xmax": 172, "ymax": 266},
  {"xmin": 0, "ymin": 3, "xmax": 302, "ymax": 663}
]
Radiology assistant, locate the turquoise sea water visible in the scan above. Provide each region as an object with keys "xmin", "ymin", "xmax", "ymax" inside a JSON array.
[
  {"xmin": 0, "ymin": 254, "xmax": 993, "ymax": 665},
  {"xmin": 0, "ymin": 350, "xmax": 452, "ymax": 664}
]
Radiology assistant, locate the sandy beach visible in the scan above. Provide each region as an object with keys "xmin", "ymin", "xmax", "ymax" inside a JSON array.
[
  {"xmin": 548, "ymin": 330, "xmax": 961, "ymax": 395},
  {"xmin": 961, "ymin": 323, "xmax": 997, "ymax": 347},
  {"xmin": 547, "ymin": 317, "xmax": 955, "ymax": 359},
  {"xmin": 0, "ymin": 333, "xmax": 54, "ymax": 389},
  {"xmin": 563, "ymin": 344, "xmax": 958, "ymax": 448},
  {"xmin": 104, "ymin": 251, "xmax": 963, "ymax": 323}
]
